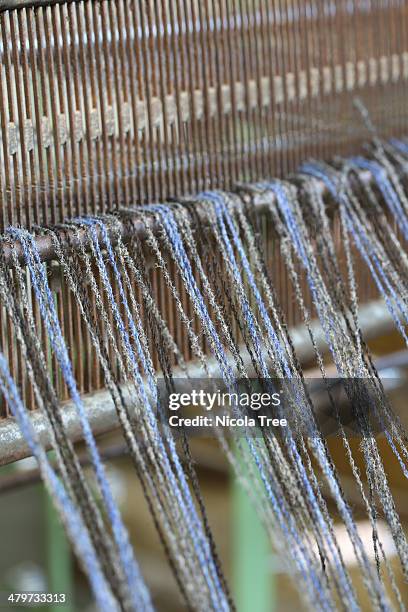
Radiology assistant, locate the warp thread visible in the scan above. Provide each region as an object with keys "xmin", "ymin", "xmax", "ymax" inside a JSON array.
[{"xmin": 0, "ymin": 142, "xmax": 408, "ymax": 610}]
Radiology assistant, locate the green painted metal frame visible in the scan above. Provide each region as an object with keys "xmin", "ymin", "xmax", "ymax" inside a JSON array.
[
  {"xmin": 232, "ymin": 444, "xmax": 274, "ymax": 612},
  {"xmin": 44, "ymin": 489, "xmax": 74, "ymax": 612}
]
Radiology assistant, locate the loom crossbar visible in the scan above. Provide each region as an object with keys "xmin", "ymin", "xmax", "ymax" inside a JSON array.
[{"xmin": 0, "ymin": 299, "xmax": 395, "ymax": 466}]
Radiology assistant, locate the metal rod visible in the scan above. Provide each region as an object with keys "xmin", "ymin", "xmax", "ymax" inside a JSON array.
[
  {"xmin": 0, "ymin": 215, "xmax": 156, "ymax": 265},
  {"xmin": 0, "ymin": 193, "xmax": 268, "ymax": 265},
  {"xmin": 0, "ymin": 298, "xmax": 397, "ymax": 467},
  {"xmin": 0, "ymin": 170, "xmax": 372, "ymax": 266},
  {"xmin": 0, "ymin": 384, "xmax": 123, "ymax": 466},
  {"xmin": 1, "ymin": 333, "xmax": 406, "ymax": 492}
]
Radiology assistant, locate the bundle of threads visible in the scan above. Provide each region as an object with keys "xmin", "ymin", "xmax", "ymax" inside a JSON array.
[{"xmin": 1, "ymin": 138, "xmax": 408, "ymax": 611}]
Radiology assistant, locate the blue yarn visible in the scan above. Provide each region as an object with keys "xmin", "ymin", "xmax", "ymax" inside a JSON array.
[
  {"xmin": 97, "ymin": 217, "xmax": 229, "ymax": 609},
  {"xmin": 5, "ymin": 176, "xmax": 399, "ymax": 609},
  {"xmin": 299, "ymin": 164, "xmax": 408, "ymax": 341},
  {"xmin": 204, "ymin": 190, "xmax": 364, "ymax": 608},
  {"xmin": 339, "ymin": 208, "xmax": 408, "ymax": 479},
  {"xmin": 146, "ymin": 202, "xmax": 340, "ymax": 609},
  {"xmin": 245, "ymin": 437, "xmax": 335, "ymax": 610},
  {"xmin": 256, "ymin": 180, "xmax": 357, "ymax": 376},
  {"xmin": 0, "ymin": 353, "xmax": 118, "ymax": 612},
  {"xmin": 389, "ymin": 138, "xmax": 408, "ymax": 155},
  {"xmin": 349, "ymin": 157, "xmax": 408, "ymax": 241},
  {"xmin": 200, "ymin": 194, "xmax": 362, "ymax": 606},
  {"xmin": 74, "ymin": 217, "xmax": 229, "ymax": 612},
  {"xmin": 201, "ymin": 193, "xmax": 292, "ymax": 377},
  {"xmin": 247, "ymin": 182, "xmax": 389, "ymax": 608},
  {"xmin": 142, "ymin": 206, "xmax": 329, "ymax": 601},
  {"xmin": 299, "ymin": 161, "xmax": 408, "ymax": 363},
  {"xmin": 146, "ymin": 205, "xmax": 236, "ymax": 384},
  {"xmin": 7, "ymin": 228, "xmax": 153, "ymax": 612},
  {"xmin": 299, "ymin": 164, "xmax": 408, "ymax": 481},
  {"xmin": 267, "ymin": 177, "xmax": 394, "ymax": 605}
]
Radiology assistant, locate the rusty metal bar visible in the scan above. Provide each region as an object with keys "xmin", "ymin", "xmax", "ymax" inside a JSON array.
[
  {"xmin": 0, "ymin": 169, "xmax": 372, "ymax": 265},
  {"xmin": 1, "ymin": 344, "xmax": 407, "ymax": 489},
  {"xmin": 0, "ymin": 298, "xmax": 397, "ymax": 467},
  {"xmin": 0, "ymin": 214, "xmax": 157, "ymax": 265}
]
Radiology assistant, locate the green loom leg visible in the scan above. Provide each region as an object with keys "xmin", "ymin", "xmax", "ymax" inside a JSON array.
[
  {"xmin": 45, "ymin": 487, "xmax": 74, "ymax": 612},
  {"xmin": 232, "ymin": 453, "xmax": 275, "ymax": 612},
  {"xmin": 44, "ymin": 301, "xmax": 73, "ymax": 612}
]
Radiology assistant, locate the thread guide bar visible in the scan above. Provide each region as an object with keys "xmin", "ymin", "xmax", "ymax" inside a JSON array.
[{"xmin": 0, "ymin": 168, "xmax": 371, "ymax": 266}]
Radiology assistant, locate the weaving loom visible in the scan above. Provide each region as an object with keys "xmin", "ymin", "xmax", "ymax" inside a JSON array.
[{"xmin": 0, "ymin": 0, "xmax": 408, "ymax": 610}]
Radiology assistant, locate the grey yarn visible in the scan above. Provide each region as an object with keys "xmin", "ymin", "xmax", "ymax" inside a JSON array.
[
  {"xmin": 2, "ymin": 143, "xmax": 408, "ymax": 610},
  {"xmin": 45, "ymin": 221, "xmax": 228, "ymax": 612}
]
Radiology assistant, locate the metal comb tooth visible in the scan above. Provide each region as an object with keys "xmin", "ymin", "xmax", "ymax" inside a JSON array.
[{"xmin": 0, "ymin": 0, "xmax": 408, "ymax": 229}]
